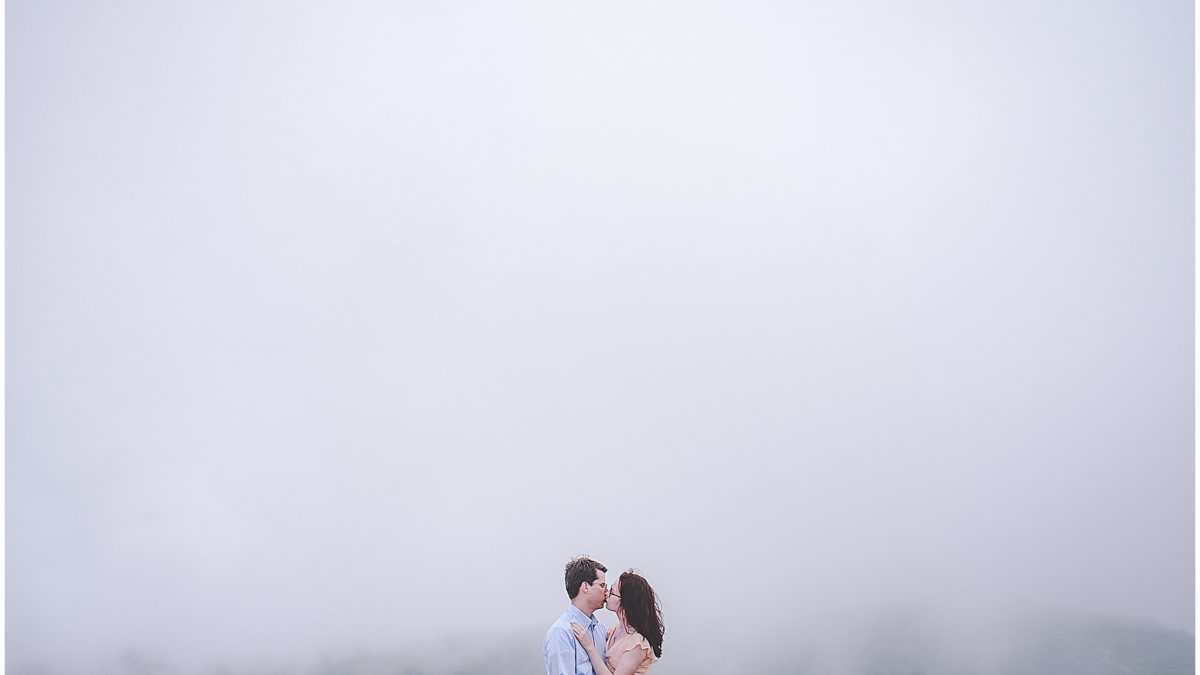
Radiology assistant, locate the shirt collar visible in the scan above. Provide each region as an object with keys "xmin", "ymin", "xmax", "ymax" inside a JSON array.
[{"xmin": 567, "ymin": 604, "xmax": 597, "ymax": 626}]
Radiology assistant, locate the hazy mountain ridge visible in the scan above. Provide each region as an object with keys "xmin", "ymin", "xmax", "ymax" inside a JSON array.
[
  {"xmin": 10, "ymin": 608, "xmax": 1192, "ymax": 675},
  {"xmin": 726, "ymin": 606, "xmax": 1193, "ymax": 675},
  {"xmin": 1001, "ymin": 610, "xmax": 1193, "ymax": 675}
]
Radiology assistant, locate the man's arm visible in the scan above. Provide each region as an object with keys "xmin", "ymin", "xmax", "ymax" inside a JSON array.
[{"xmin": 544, "ymin": 626, "xmax": 577, "ymax": 675}]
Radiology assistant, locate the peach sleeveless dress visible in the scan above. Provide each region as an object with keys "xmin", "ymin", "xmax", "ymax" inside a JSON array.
[{"xmin": 605, "ymin": 629, "xmax": 657, "ymax": 674}]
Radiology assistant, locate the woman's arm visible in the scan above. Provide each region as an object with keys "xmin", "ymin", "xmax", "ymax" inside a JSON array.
[{"xmin": 571, "ymin": 624, "xmax": 648, "ymax": 675}]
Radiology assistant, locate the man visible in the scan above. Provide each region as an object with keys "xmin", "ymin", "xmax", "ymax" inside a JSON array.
[{"xmin": 544, "ymin": 556, "xmax": 609, "ymax": 675}]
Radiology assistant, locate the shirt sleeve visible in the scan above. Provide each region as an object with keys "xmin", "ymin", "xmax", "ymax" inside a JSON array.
[{"xmin": 544, "ymin": 626, "xmax": 577, "ymax": 675}]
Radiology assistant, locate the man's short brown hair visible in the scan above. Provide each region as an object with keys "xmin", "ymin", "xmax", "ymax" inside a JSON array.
[{"xmin": 564, "ymin": 556, "xmax": 607, "ymax": 599}]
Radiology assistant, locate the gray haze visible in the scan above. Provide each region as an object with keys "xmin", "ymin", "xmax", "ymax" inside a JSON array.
[{"xmin": 8, "ymin": 1, "xmax": 1194, "ymax": 673}]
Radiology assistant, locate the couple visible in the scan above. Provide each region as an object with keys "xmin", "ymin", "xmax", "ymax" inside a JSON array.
[{"xmin": 543, "ymin": 556, "xmax": 664, "ymax": 675}]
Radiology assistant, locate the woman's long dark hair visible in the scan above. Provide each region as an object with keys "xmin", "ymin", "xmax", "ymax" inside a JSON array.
[{"xmin": 618, "ymin": 571, "xmax": 664, "ymax": 658}]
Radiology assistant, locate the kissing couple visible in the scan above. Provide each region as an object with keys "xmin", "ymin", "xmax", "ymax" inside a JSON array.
[{"xmin": 543, "ymin": 556, "xmax": 664, "ymax": 675}]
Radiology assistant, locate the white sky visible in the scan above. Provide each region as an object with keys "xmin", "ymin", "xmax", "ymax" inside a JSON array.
[{"xmin": 7, "ymin": 0, "xmax": 1194, "ymax": 672}]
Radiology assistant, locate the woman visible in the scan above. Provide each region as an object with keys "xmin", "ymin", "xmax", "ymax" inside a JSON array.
[{"xmin": 571, "ymin": 570, "xmax": 664, "ymax": 675}]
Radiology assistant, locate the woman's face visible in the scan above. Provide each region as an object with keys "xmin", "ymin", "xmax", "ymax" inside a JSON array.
[{"xmin": 605, "ymin": 580, "xmax": 622, "ymax": 613}]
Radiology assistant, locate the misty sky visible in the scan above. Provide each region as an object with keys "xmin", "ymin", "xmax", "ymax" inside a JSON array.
[{"xmin": 7, "ymin": 0, "xmax": 1194, "ymax": 672}]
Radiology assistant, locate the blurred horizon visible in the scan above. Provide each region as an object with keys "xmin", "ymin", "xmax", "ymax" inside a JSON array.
[{"xmin": 8, "ymin": 602, "xmax": 1195, "ymax": 674}]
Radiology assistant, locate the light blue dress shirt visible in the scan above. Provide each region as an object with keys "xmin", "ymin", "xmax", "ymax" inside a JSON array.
[{"xmin": 544, "ymin": 605, "xmax": 608, "ymax": 675}]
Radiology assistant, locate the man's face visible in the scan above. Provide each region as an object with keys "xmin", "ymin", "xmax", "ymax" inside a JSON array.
[{"xmin": 580, "ymin": 570, "xmax": 608, "ymax": 612}]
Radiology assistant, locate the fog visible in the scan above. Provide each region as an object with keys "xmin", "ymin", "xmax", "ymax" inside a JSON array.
[{"xmin": 7, "ymin": 1, "xmax": 1193, "ymax": 674}]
